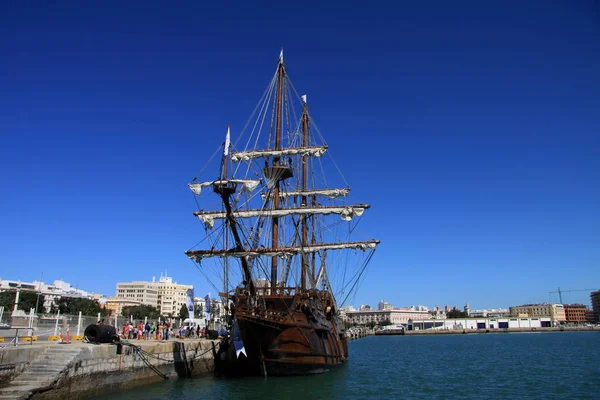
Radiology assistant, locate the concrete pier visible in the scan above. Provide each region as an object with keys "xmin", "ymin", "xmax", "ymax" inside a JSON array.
[{"xmin": 0, "ymin": 339, "xmax": 215, "ymax": 399}]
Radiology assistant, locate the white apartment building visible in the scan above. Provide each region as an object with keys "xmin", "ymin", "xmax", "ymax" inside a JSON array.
[{"xmin": 0, "ymin": 278, "xmax": 101, "ymax": 313}]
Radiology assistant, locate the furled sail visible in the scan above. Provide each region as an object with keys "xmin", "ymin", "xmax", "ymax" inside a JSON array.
[
  {"xmin": 188, "ymin": 179, "xmax": 261, "ymax": 196},
  {"xmin": 230, "ymin": 146, "xmax": 327, "ymax": 163},
  {"xmin": 194, "ymin": 204, "xmax": 369, "ymax": 229},
  {"xmin": 261, "ymin": 188, "xmax": 350, "ymax": 200},
  {"xmin": 186, "ymin": 240, "xmax": 380, "ymax": 260}
]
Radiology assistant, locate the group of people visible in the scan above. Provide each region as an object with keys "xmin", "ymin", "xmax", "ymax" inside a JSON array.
[
  {"xmin": 178, "ymin": 324, "xmax": 204, "ymax": 338},
  {"xmin": 116, "ymin": 321, "xmax": 206, "ymax": 340},
  {"xmin": 120, "ymin": 321, "xmax": 172, "ymax": 340}
]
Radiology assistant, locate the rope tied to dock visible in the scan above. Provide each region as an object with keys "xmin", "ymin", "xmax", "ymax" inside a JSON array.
[{"xmin": 117, "ymin": 340, "xmax": 215, "ymax": 380}]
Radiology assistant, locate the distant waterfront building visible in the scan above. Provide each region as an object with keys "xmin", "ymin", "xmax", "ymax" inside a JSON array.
[
  {"xmin": 408, "ymin": 316, "xmax": 553, "ymax": 331},
  {"xmin": 344, "ymin": 308, "xmax": 430, "ymax": 326},
  {"xmin": 467, "ymin": 308, "xmax": 510, "ymax": 318},
  {"xmin": 563, "ymin": 304, "xmax": 592, "ymax": 323},
  {"xmin": 430, "ymin": 306, "xmax": 447, "ymax": 319},
  {"xmin": 359, "ymin": 304, "xmax": 371, "ymax": 311},
  {"xmin": 341, "ymin": 305, "xmax": 355, "ymax": 312},
  {"xmin": 410, "ymin": 305, "xmax": 429, "ymax": 312},
  {"xmin": 378, "ymin": 301, "xmax": 392, "ymax": 310},
  {"xmin": 591, "ymin": 290, "xmax": 600, "ymax": 322},
  {"xmin": 509, "ymin": 303, "xmax": 566, "ymax": 322}
]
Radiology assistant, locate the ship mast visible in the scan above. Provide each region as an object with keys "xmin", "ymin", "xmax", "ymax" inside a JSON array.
[
  {"xmin": 270, "ymin": 50, "xmax": 285, "ymax": 291},
  {"xmin": 213, "ymin": 125, "xmax": 255, "ymax": 296},
  {"xmin": 222, "ymin": 124, "xmax": 230, "ymax": 299},
  {"xmin": 301, "ymin": 96, "xmax": 309, "ymax": 290}
]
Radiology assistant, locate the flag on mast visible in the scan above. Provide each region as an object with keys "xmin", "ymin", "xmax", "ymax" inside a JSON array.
[
  {"xmin": 232, "ymin": 319, "xmax": 246, "ymax": 358},
  {"xmin": 204, "ymin": 293, "xmax": 211, "ymax": 321},
  {"xmin": 279, "ymin": 48, "xmax": 284, "ymax": 63},
  {"xmin": 185, "ymin": 288, "xmax": 194, "ymax": 319},
  {"xmin": 224, "ymin": 125, "xmax": 230, "ymax": 156}
]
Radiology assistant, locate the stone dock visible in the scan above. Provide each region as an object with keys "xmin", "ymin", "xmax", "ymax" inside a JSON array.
[{"xmin": 0, "ymin": 339, "xmax": 215, "ymax": 399}]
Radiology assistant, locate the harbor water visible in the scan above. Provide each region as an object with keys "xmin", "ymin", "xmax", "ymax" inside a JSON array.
[{"xmin": 93, "ymin": 331, "xmax": 600, "ymax": 399}]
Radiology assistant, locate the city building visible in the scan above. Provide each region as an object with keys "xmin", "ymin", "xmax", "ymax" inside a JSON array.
[
  {"xmin": 155, "ymin": 275, "xmax": 192, "ymax": 317},
  {"xmin": 0, "ymin": 278, "xmax": 102, "ymax": 314},
  {"xmin": 408, "ymin": 317, "xmax": 553, "ymax": 331},
  {"xmin": 467, "ymin": 308, "xmax": 510, "ymax": 318},
  {"xmin": 509, "ymin": 303, "xmax": 566, "ymax": 322},
  {"xmin": 105, "ymin": 297, "xmax": 142, "ymax": 316},
  {"xmin": 359, "ymin": 304, "xmax": 371, "ymax": 311},
  {"xmin": 343, "ymin": 308, "xmax": 431, "ymax": 326},
  {"xmin": 378, "ymin": 301, "xmax": 392, "ymax": 310},
  {"xmin": 563, "ymin": 304, "xmax": 592, "ymax": 324},
  {"xmin": 591, "ymin": 290, "xmax": 600, "ymax": 323},
  {"xmin": 116, "ymin": 274, "xmax": 193, "ymax": 317},
  {"xmin": 430, "ymin": 306, "xmax": 447, "ymax": 319},
  {"xmin": 115, "ymin": 280, "xmax": 159, "ymax": 308}
]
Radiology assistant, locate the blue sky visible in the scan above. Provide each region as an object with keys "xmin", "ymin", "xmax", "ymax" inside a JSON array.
[{"xmin": 1, "ymin": 1, "xmax": 599, "ymax": 309}]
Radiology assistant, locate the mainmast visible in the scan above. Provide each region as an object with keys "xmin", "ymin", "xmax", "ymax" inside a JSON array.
[
  {"xmin": 301, "ymin": 95, "xmax": 309, "ymax": 290},
  {"xmin": 270, "ymin": 50, "xmax": 285, "ymax": 291}
]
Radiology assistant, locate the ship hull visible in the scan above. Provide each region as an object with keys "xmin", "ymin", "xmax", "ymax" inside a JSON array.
[{"xmin": 214, "ymin": 289, "xmax": 348, "ymax": 377}]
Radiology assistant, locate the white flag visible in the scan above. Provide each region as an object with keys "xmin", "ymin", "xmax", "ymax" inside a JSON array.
[
  {"xmin": 301, "ymin": 94, "xmax": 307, "ymax": 104},
  {"xmin": 279, "ymin": 48, "xmax": 284, "ymax": 62},
  {"xmin": 224, "ymin": 126, "xmax": 230, "ymax": 156}
]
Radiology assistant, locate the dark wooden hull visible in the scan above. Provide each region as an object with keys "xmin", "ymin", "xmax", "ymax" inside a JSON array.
[{"xmin": 215, "ymin": 288, "xmax": 348, "ymax": 377}]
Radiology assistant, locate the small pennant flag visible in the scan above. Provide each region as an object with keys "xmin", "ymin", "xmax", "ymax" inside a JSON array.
[
  {"xmin": 224, "ymin": 125, "xmax": 231, "ymax": 156},
  {"xmin": 232, "ymin": 319, "xmax": 246, "ymax": 358},
  {"xmin": 279, "ymin": 48, "xmax": 284, "ymax": 62}
]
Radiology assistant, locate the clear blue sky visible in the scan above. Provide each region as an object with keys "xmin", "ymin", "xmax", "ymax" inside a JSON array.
[{"xmin": 1, "ymin": 1, "xmax": 599, "ymax": 309}]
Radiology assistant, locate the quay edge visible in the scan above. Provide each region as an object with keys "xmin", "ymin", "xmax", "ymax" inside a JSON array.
[{"xmin": 0, "ymin": 339, "xmax": 216, "ymax": 400}]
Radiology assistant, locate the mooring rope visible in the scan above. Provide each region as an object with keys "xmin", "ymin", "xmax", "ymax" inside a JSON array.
[{"xmin": 116, "ymin": 340, "xmax": 215, "ymax": 380}]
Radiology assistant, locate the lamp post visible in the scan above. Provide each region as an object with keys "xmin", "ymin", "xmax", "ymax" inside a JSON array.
[{"xmin": 35, "ymin": 272, "xmax": 43, "ymax": 315}]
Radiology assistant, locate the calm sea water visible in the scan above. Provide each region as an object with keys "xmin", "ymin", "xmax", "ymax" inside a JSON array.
[{"xmin": 94, "ymin": 332, "xmax": 600, "ymax": 400}]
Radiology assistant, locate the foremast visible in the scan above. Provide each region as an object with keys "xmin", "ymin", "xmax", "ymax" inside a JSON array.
[{"xmin": 212, "ymin": 124, "xmax": 256, "ymax": 296}]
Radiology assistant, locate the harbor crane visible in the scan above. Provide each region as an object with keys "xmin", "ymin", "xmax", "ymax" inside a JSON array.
[{"xmin": 549, "ymin": 287, "xmax": 596, "ymax": 304}]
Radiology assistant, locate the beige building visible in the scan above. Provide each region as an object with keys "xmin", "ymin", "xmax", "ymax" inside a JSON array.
[
  {"xmin": 105, "ymin": 296, "xmax": 142, "ymax": 316},
  {"xmin": 116, "ymin": 275, "xmax": 193, "ymax": 316},
  {"xmin": 115, "ymin": 281, "xmax": 159, "ymax": 308},
  {"xmin": 155, "ymin": 276, "xmax": 192, "ymax": 317},
  {"xmin": 509, "ymin": 303, "xmax": 566, "ymax": 322},
  {"xmin": 344, "ymin": 308, "xmax": 431, "ymax": 326}
]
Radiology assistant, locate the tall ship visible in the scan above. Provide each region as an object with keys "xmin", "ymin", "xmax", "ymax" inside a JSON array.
[{"xmin": 185, "ymin": 50, "xmax": 379, "ymax": 376}]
